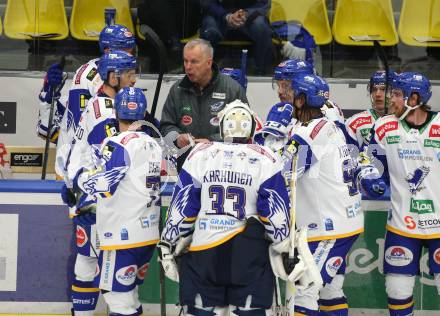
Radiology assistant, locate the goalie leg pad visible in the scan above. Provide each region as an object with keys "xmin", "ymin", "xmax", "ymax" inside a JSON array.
[{"xmin": 103, "ymin": 290, "xmax": 139, "ymax": 315}]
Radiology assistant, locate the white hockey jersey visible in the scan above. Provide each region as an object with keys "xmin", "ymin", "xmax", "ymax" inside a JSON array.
[
  {"xmin": 282, "ymin": 118, "xmax": 364, "ymax": 241},
  {"xmin": 345, "ymin": 109, "xmax": 380, "ymax": 149},
  {"xmin": 162, "ymin": 142, "xmax": 291, "ymax": 251},
  {"xmin": 77, "ymin": 131, "xmax": 162, "ymax": 249},
  {"xmin": 56, "ymin": 58, "xmax": 103, "ymax": 179},
  {"xmin": 67, "ymin": 94, "xmax": 117, "ymax": 181},
  {"xmin": 369, "ymin": 112, "xmax": 440, "ymax": 239}
]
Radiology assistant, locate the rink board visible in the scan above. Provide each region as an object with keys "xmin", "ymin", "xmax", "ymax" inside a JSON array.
[{"xmin": 0, "ymin": 180, "xmax": 438, "ymax": 313}]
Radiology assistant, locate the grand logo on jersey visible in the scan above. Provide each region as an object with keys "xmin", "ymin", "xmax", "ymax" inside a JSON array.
[
  {"xmin": 405, "ymin": 166, "xmax": 429, "ymax": 195},
  {"xmin": 410, "ymin": 198, "xmax": 435, "ymax": 214},
  {"xmin": 376, "ymin": 121, "xmax": 398, "ymax": 141},
  {"xmin": 385, "ymin": 246, "xmax": 413, "ymax": 266},
  {"xmin": 349, "ymin": 116, "xmax": 372, "ymax": 133},
  {"xmin": 116, "ymin": 265, "xmax": 137, "ymax": 286},
  {"xmin": 429, "ymin": 125, "xmax": 440, "ymax": 137}
]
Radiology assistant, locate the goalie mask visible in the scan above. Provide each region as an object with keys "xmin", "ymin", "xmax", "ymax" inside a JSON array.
[{"xmin": 218, "ymin": 100, "xmax": 256, "ymax": 142}]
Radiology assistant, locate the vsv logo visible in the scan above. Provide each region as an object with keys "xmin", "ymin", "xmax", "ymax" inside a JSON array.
[{"xmin": 405, "ymin": 166, "xmax": 429, "ymax": 195}]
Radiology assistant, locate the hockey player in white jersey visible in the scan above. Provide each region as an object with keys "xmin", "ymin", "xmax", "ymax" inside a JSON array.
[
  {"xmin": 158, "ymin": 100, "xmax": 295, "ymax": 316},
  {"xmin": 63, "ymin": 50, "xmax": 137, "ymax": 316},
  {"xmin": 365, "ymin": 72, "xmax": 440, "ymax": 316},
  {"xmin": 75, "ymin": 87, "xmax": 162, "ymax": 316},
  {"xmin": 254, "ymin": 59, "xmax": 344, "ymax": 154},
  {"xmin": 281, "ymin": 73, "xmax": 363, "ymax": 315},
  {"xmin": 345, "ymin": 70, "xmax": 396, "ymax": 149},
  {"xmin": 36, "ymin": 24, "xmax": 136, "ymax": 177}
]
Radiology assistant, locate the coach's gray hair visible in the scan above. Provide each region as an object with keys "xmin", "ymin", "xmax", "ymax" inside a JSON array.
[{"xmin": 184, "ymin": 39, "xmax": 214, "ymax": 58}]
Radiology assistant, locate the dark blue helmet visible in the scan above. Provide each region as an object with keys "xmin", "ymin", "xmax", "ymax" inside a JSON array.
[
  {"xmin": 368, "ymin": 70, "xmax": 397, "ymax": 93},
  {"xmin": 99, "ymin": 24, "xmax": 136, "ymax": 53},
  {"xmin": 98, "ymin": 50, "xmax": 137, "ymax": 81},
  {"xmin": 273, "ymin": 59, "xmax": 314, "ymax": 81},
  {"xmin": 115, "ymin": 87, "xmax": 147, "ymax": 120},
  {"xmin": 291, "ymin": 74, "xmax": 329, "ymax": 108},
  {"xmin": 392, "ymin": 72, "xmax": 431, "ymax": 104},
  {"xmin": 221, "ymin": 68, "xmax": 247, "ymax": 90}
]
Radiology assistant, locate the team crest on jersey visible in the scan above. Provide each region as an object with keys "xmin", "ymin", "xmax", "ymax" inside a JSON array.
[
  {"xmin": 405, "ymin": 166, "xmax": 430, "ymax": 195},
  {"xmin": 210, "ymin": 101, "xmax": 224, "ymax": 113},
  {"xmin": 429, "ymin": 125, "xmax": 440, "ymax": 137}
]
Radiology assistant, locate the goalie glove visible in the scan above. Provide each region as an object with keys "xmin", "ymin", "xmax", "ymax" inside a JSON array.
[
  {"xmin": 293, "ymin": 228, "xmax": 323, "ymax": 291},
  {"xmin": 157, "ymin": 234, "xmax": 193, "ymax": 283}
]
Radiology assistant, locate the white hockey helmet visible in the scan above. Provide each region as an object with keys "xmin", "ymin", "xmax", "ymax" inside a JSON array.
[{"xmin": 218, "ymin": 100, "xmax": 256, "ymax": 141}]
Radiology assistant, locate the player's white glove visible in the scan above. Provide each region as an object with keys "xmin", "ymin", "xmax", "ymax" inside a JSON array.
[
  {"xmin": 321, "ymin": 100, "xmax": 344, "ymax": 123},
  {"xmin": 157, "ymin": 234, "xmax": 192, "ymax": 283},
  {"xmin": 280, "ymin": 41, "xmax": 307, "ymax": 60}
]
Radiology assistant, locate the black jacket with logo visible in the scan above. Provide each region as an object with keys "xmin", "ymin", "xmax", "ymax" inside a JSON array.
[{"xmin": 160, "ymin": 64, "xmax": 248, "ymax": 142}]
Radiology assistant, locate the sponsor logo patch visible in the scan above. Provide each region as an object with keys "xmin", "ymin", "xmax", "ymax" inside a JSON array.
[
  {"xmin": 137, "ymin": 263, "xmax": 149, "ymax": 280},
  {"xmin": 376, "ymin": 121, "xmax": 398, "ymax": 141},
  {"xmin": 385, "ymin": 246, "xmax": 413, "ymax": 266},
  {"xmin": 10, "ymin": 153, "xmax": 42, "ymax": 167},
  {"xmin": 410, "ymin": 198, "xmax": 435, "ymax": 214},
  {"xmin": 127, "ymin": 102, "xmax": 138, "ymax": 110},
  {"xmin": 308, "ymin": 223, "xmax": 318, "ymax": 230},
  {"xmin": 181, "ymin": 115, "xmax": 192, "ymax": 126},
  {"xmin": 404, "ymin": 216, "xmax": 416, "ymax": 230},
  {"xmin": 86, "ymin": 67, "xmax": 97, "ymax": 81},
  {"xmin": 349, "ymin": 116, "xmax": 372, "ymax": 133},
  {"xmin": 325, "ymin": 256, "xmax": 343, "ymax": 277},
  {"xmin": 116, "ymin": 265, "xmax": 137, "ymax": 286},
  {"xmin": 76, "ymin": 225, "xmax": 88, "ymax": 247},
  {"xmin": 212, "ymin": 92, "xmax": 226, "ymax": 99},
  {"xmin": 310, "ymin": 120, "xmax": 327, "ymax": 139},
  {"xmin": 210, "ymin": 101, "xmax": 224, "ymax": 112},
  {"xmin": 104, "ymin": 99, "xmax": 113, "ymax": 109},
  {"xmin": 433, "ymin": 249, "xmax": 440, "ymax": 264},
  {"xmin": 429, "ymin": 125, "xmax": 440, "ymax": 137},
  {"xmin": 424, "ymin": 139, "xmax": 440, "ymax": 148},
  {"xmin": 121, "ymin": 133, "xmax": 139, "ymax": 145},
  {"xmin": 386, "ymin": 135, "xmax": 401, "ymax": 144}
]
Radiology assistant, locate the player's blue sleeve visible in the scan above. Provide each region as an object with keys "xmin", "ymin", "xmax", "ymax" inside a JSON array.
[
  {"xmin": 284, "ymin": 134, "xmax": 316, "ymax": 178},
  {"xmin": 75, "ymin": 140, "xmax": 129, "ymax": 198},
  {"xmin": 68, "ymin": 88, "xmax": 91, "ymax": 131},
  {"xmin": 162, "ymin": 168, "xmax": 201, "ymax": 244},
  {"xmin": 257, "ymin": 171, "xmax": 290, "ymax": 243}
]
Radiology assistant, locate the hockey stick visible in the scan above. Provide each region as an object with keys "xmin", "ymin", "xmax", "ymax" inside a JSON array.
[
  {"xmin": 138, "ymin": 24, "xmax": 168, "ymax": 316},
  {"xmin": 240, "ymin": 49, "xmax": 248, "ymax": 89},
  {"xmin": 285, "ymin": 154, "xmax": 298, "ymax": 316},
  {"xmin": 41, "ymin": 56, "xmax": 66, "ymax": 180}
]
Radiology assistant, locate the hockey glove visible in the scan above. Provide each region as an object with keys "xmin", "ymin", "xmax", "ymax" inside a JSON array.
[
  {"xmin": 157, "ymin": 240, "xmax": 179, "ymax": 282},
  {"xmin": 39, "ymin": 63, "xmax": 65, "ymax": 104},
  {"xmin": 73, "ymin": 212, "xmax": 96, "ymax": 227},
  {"xmin": 61, "ymin": 184, "xmax": 76, "ymax": 207},
  {"xmin": 355, "ymin": 165, "xmax": 386, "ymax": 199},
  {"xmin": 254, "ymin": 102, "xmax": 295, "ymax": 145},
  {"xmin": 280, "ymin": 41, "xmax": 306, "ymax": 61}
]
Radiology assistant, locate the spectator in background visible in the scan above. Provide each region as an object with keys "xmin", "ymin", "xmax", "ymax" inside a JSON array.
[{"xmin": 200, "ymin": 0, "xmax": 273, "ymax": 75}]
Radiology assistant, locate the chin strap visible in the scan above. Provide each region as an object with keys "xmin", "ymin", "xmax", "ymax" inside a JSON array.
[{"xmin": 399, "ymin": 99, "xmax": 422, "ymax": 121}]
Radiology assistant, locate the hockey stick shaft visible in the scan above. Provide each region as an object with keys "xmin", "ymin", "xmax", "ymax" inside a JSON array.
[
  {"xmin": 285, "ymin": 154, "xmax": 298, "ymax": 316},
  {"xmin": 41, "ymin": 56, "xmax": 66, "ymax": 180}
]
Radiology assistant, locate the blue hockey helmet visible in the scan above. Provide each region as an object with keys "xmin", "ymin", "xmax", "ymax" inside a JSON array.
[
  {"xmin": 368, "ymin": 70, "xmax": 397, "ymax": 93},
  {"xmin": 115, "ymin": 87, "xmax": 147, "ymax": 120},
  {"xmin": 99, "ymin": 24, "xmax": 136, "ymax": 53},
  {"xmin": 291, "ymin": 74, "xmax": 329, "ymax": 108},
  {"xmin": 98, "ymin": 50, "xmax": 137, "ymax": 81},
  {"xmin": 273, "ymin": 58, "xmax": 314, "ymax": 81},
  {"xmin": 221, "ymin": 68, "xmax": 247, "ymax": 90},
  {"xmin": 392, "ymin": 72, "xmax": 431, "ymax": 104}
]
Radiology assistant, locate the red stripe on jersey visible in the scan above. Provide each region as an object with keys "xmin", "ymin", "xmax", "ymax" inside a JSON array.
[
  {"xmin": 93, "ymin": 99, "xmax": 101, "ymax": 119},
  {"xmin": 310, "ymin": 119, "xmax": 327, "ymax": 139}
]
